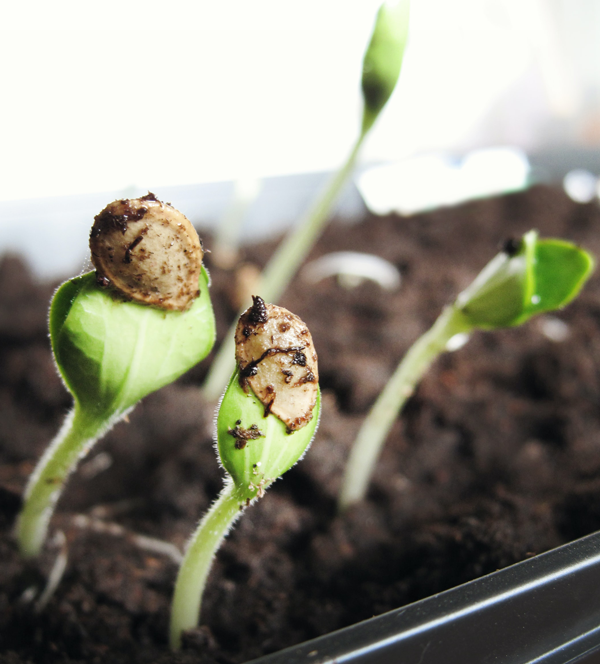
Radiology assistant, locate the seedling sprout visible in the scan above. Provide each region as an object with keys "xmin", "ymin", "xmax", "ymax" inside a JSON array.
[
  {"xmin": 202, "ymin": 0, "xmax": 411, "ymax": 400},
  {"xmin": 16, "ymin": 195, "xmax": 216, "ymax": 558},
  {"xmin": 338, "ymin": 231, "xmax": 595, "ymax": 511},
  {"xmin": 170, "ymin": 296, "xmax": 320, "ymax": 650}
]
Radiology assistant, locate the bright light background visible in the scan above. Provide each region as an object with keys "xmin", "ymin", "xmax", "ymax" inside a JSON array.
[{"xmin": 0, "ymin": 0, "xmax": 598, "ymax": 202}]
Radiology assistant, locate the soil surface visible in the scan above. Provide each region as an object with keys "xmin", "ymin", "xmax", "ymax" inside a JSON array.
[{"xmin": 2, "ymin": 185, "xmax": 600, "ymax": 663}]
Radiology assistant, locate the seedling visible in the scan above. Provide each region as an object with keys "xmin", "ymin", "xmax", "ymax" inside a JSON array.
[
  {"xmin": 338, "ymin": 231, "xmax": 595, "ymax": 511},
  {"xmin": 16, "ymin": 195, "xmax": 216, "ymax": 558},
  {"xmin": 170, "ymin": 296, "xmax": 320, "ymax": 650},
  {"xmin": 202, "ymin": 0, "xmax": 411, "ymax": 400}
]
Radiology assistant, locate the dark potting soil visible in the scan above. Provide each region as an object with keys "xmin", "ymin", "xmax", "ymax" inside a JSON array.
[{"xmin": 2, "ymin": 184, "xmax": 600, "ymax": 664}]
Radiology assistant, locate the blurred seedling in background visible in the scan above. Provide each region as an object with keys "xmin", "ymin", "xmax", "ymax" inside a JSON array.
[
  {"xmin": 170, "ymin": 296, "xmax": 320, "ymax": 649},
  {"xmin": 338, "ymin": 231, "xmax": 595, "ymax": 511},
  {"xmin": 203, "ymin": 0, "xmax": 411, "ymax": 400},
  {"xmin": 16, "ymin": 194, "xmax": 216, "ymax": 558}
]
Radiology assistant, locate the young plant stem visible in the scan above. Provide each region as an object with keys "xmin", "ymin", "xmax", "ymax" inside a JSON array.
[
  {"xmin": 169, "ymin": 480, "xmax": 243, "ymax": 650},
  {"xmin": 259, "ymin": 134, "xmax": 366, "ymax": 303},
  {"xmin": 338, "ymin": 231, "xmax": 594, "ymax": 511},
  {"xmin": 203, "ymin": 132, "xmax": 367, "ymax": 401},
  {"xmin": 16, "ymin": 404, "xmax": 120, "ymax": 558},
  {"xmin": 171, "ymin": 300, "xmax": 319, "ymax": 649},
  {"xmin": 338, "ymin": 305, "xmax": 472, "ymax": 512},
  {"xmin": 212, "ymin": 177, "xmax": 262, "ymax": 268}
]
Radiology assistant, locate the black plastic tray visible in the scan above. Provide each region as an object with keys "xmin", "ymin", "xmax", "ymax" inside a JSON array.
[{"xmin": 249, "ymin": 530, "xmax": 600, "ymax": 664}]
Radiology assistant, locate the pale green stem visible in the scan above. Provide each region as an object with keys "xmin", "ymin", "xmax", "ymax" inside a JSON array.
[
  {"xmin": 170, "ymin": 479, "xmax": 243, "ymax": 650},
  {"xmin": 213, "ymin": 177, "xmax": 262, "ymax": 268},
  {"xmin": 258, "ymin": 132, "xmax": 366, "ymax": 304},
  {"xmin": 16, "ymin": 404, "xmax": 118, "ymax": 558},
  {"xmin": 202, "ymin": 130, "xmax": 368, "ymax": 401},
  {"xmin": 338, "ymin": 305, "xmax": 473, "ymax": 512}
]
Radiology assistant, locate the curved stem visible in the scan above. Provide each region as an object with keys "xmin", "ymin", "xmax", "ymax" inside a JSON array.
[
  {"xmin": 170, "ymin": 479, "xmax": 244, "ymax": 650},
  {"xmin": 202, "ymin": 131, "xmax": 368, "ymax": 401},
  {"xmin": 338, "ymin": 306, "xmax": 472, "ymax": 512},
  {"xmin": 16, "ymin": 404, "xmax": 117, "ymax": 558},
  {"xmin": 259, "ymin": 132, "xmax": 366, "ymax": 304}
]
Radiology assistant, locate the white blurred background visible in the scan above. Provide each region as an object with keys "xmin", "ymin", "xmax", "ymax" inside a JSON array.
[{"xmin": 1, "ymin": 0, "xmax": 599, "ymax": 275}]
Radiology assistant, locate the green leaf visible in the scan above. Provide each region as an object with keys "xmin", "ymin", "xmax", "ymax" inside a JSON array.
[
  {"xmin": 216, "ymin": 370, "xmax": 320, "ymax": 502},
  {"xmin": 361, "ymin": 0, "xmax": 411, "ymax": 133},
  {"xmin": 51, "ymin": 267, "xmax": 215, "ymax": 417},
  {"xmin": 456, "ymin": 230, "xmax": 594, "ymax": 330},
  {"xmin": 520, "ymin": 237, "xmax": 595, "ymax": 320}
]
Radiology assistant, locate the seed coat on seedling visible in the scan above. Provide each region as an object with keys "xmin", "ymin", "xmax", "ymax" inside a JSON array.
[
  {"xmin": 235, "ymin": 296, "xmax": 319, "ymax": 431},
  {"xmin": 90, "ymin": 192, "xmax": 204, "ymax": 311},
  {"xmin": 170, "ymin": 300, "xmax": 319, "ymax": 650},
  {"xmin": 338, "ymin": 230, "xmax": 595, "ymax": 511},
  {"xmin": 16, "ymin": 196, "xmax": 215, "ymax": 558}
]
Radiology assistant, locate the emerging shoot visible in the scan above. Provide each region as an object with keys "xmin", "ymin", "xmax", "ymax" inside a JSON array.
[
  {"xmin": 16, "ymin": 195, "xmax": 216, "ymax": 558},
  {"xmin": 202, "ymin": 0, "xmax": 411, "ymax": 400},
  {"xmin": 170, "ymin": 297, "xmax": 319, "ymax": 650},
  {"xmin": 361, "ymin": 0, "xmax": 411, "ymax": 134},
  {"xmin": 338, "ymin": 231, "xmax": 594, "ymax": 511}
]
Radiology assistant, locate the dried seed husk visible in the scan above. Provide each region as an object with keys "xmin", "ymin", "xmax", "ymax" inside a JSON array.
[
  {"xmin": 90, "ymin": 193, "xmax": 203, "ymax": 311},
  {"xmin": 234, "ymin": 296, "xmax": 319, "ymax": 431}
]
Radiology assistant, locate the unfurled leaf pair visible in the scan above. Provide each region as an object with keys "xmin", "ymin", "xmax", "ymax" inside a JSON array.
[{"xmin": 456, "ymin": 230, "xmax": 593, "ymax": 329}]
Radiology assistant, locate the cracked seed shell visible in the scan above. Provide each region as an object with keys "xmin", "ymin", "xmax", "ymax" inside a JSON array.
[
  {"xmin": 235, "ymin": 296, "xmax": 319, "ymax": 431},
  {"xmin": 89, "ymin": 193, "xmax": 204, "ymax": 311}
]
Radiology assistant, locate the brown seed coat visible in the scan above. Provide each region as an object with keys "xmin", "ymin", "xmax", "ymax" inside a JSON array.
[
  {"xmin": 235, "ymin": 296, "xmax": 319, "ymax": 431},
  {"xmin": 89, "ymin": 194, "xmax": 203, "ymax": 311}
]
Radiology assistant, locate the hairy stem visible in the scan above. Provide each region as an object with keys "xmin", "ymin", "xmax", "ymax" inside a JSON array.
[
  {"xmin": 338, "ymin": 306, "xmax": 472, "ymax": 512},
  {"xmin": 202, "ymin": 131, "xmax": 367, "ymax": 401},
  {"xmin": 170, "ymin": 479, "xmax": 244, "ymax": 650},
  {"xmin": 16, "ymin": 404, "xmax": 119, "ymax": 558}
]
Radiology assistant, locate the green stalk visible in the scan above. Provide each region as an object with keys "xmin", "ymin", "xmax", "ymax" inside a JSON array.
[
  {"xmin": 338, "ymin": 305, "xmax": 472, "ymax": 512},
  {"xmin": 212, "ymin": 178, "xmax": 262, "ymax": 268},
  {"xmin": 338, "ymin": 232, "xmax": 594, "ymax": 511},
  {"xmin": 169, "ymin": 480, "xmax": 243, "ymax": 650},
  {"xmin": 203, "ymin": 0, "xmax": 412, "ymax": 401},
  {"xmin": 203, "ymin": 132, "xmax": 366, "ymax": 401},
  {"xmin": 16, "ymin": 404, "xmax": 120, "ymax": 558},
  {"xmin": 171, "ymin": 300, "xmax": 320, "ymax": 650},
  {"xmin": 259, "ymin": 133, "xmax": 366, "ymax": 303}
]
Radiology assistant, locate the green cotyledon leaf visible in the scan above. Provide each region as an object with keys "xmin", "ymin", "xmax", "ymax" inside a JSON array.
[
  {"xmin": 216, "ymin": 370, "xmax": 320, "ymax": 503},
  {"xmin": 170, "ymin": 300, "xmax": 319, "ymax": 650},
  {"xmin": 521, "ymin": 237, "xmax": 595, "ymax": 320},
  {"xmin": 18, "ymin": 194, "xmax": 215, "ymax": 561},
  {"xmin": 455, "ymin": 230, "xmax": 594, "ymax": 330},
  {"xmin": 361, "ymin": 0, "xmax": 411, "ymax": 133},
  {"xmin": 51, "ymin": 267, "xmax": 215, "ymax": 417}
]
